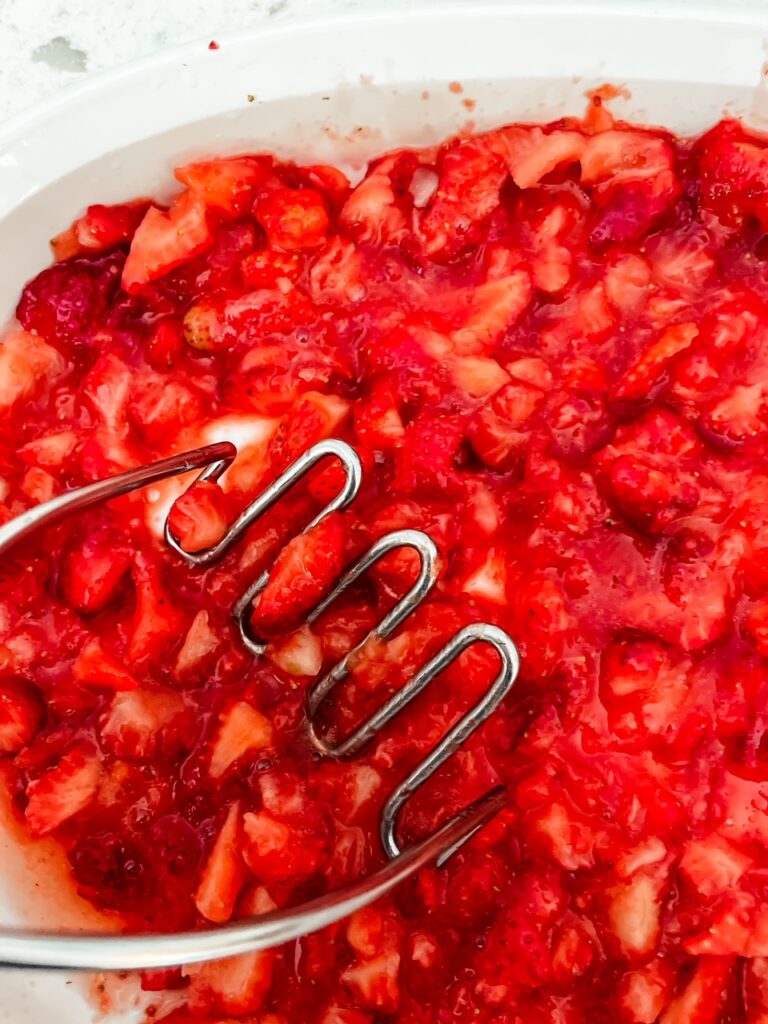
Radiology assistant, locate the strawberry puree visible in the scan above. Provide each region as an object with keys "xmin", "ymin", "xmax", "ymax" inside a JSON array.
[{"xmin": 2, "ymin": 114, "xmax": 768, "ymax": 1021}]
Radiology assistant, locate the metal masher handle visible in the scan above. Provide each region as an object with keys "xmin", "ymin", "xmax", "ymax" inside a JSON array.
[
  {"xmin": 0, "ymin": 788, "xmax": 506, "ymax": 971},
  {"xmin": 0, "ymin": 443, "xmax": 238, "ymax": 556}
]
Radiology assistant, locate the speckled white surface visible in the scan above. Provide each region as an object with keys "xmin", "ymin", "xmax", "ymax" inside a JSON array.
[{"xmin": 2, "ymin": 0, "xmax": 768, "ymax": 124}]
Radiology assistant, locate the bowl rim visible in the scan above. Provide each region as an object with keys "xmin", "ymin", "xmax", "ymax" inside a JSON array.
[{"xmin": 1, "ymin": 0, "xmax": 767, "ymax": 150}]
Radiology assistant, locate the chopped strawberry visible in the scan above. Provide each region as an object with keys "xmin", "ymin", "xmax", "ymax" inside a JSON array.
[
  {"xmin": 256, "ymin": 187, "xmax": 329, "ymax": 251},
  {"xmin": 61, "ymin": 534, "xmax": 131, "ymax": 614},
  {"xmin": 501, "ymin": 126, "xmax": 585, "ymax": 188},
  {"xmin": 73, "ymin": 638, "xmax": 140, "ymax": 691},
  {"xmin": 696, "ymin": 118, "xmax": 768, "ymax": 228},
  {"xmin": 617, "ymin": 959, "xmax": 676, "ymax": 1024},
  {"xmin": 241, "ymin": 248, "xmax": 302, "ymax": 289},
  {"xmin": 0, "ymin": 680, "xmax": 45, "ymax": 755},
  {"xmin": 342, "ymin": 952, "xmax": 401, "ymax": 1013},
  {"xmin": 52, "ymin": 201, "xmax": 150, "ymax": 257},
  {"xmin": 241, "ymin": 810, "xmax": 328, "ymax": 885},
  {"xmin": 614, "ymin": 323, "xmax": 699, "ymax": 401},
  {"xmin": 679, "ymin": 833, "xmax": 752, "ymax": 896},
  {"xmin": 607, "ymin": 870, "xmax": 666, "ymax": 959},
  {"xmin": 659, "ymin": 957, "xmax": 735, "ymax": 1024},
  {"xmin": 175, "ymin": 155, "xmax": 270, "ymax": 215},
  {"xmin": 268, "ymin": 391, "xmax": 351, "ymax": 472},
  {"xmin": 128, "ymin": 376, "xmax": 203, "ymax": 444},
  {"xmin": 194, "ymin": 801, "xmax": 247, "ymax": 923},
  {"xmin": 416, "ymin": 138, "xmax": 508, "ymax": 261},
  {"xmin": 208, "ymin": 700, "xmax": 274, "ymax": 779},
  {"xmin": 24, "ymin": 745, "xmax": 101, "ymax": 837},
  {"xmin": 267, "ymin": 624, "xmax": 324, "ymax": 677},
  {"xmin": 0, "ymin": 329, "xmax": 64, "ymax": 410},
  {"xmin": 126, "ymin": 555, "xmax": 186, "ymax": 663},
  {"xmin": 339, "ymin": 159, "xmax": 407, "ymax": 244},
  {"xmin": 121, "ymin": 190, "xmax": 213, "ymax": 292},
  {"xmin": 184, "ymin": 948, "xmax": 275, "ymax": 1017},
  {"xmin": 252, "ymin": 514, "xmax": 346, "ymax": 633},
  {"xmin": 167, "ymin": 480, "xmax": 230, "ymax": 554},
  {"xmin": 99, "ymin": 688, "xmax": 189, "ymax": 760},
  {"xmin": 174, "ymin": 609, "xmax": 221, "ymax": 679},
  {"xmin": 467, "ymin": 379, "xmax": 545, "ymax": 469}
]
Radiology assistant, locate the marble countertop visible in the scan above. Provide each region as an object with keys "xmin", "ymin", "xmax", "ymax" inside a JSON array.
[{"xmin": 2, "ymin": 0, "xmax": 768, "ymax": 124}]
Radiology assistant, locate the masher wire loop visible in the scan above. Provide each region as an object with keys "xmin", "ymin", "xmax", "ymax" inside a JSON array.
[{"xmin": 0, "ymin": 439, "xmax": 521, "ymax": 969}]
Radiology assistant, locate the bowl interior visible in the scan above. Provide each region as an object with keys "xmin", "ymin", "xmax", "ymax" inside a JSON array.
[{"xmin": 1, "ymin": 4, "xmax": 767, "ymax": 1021}]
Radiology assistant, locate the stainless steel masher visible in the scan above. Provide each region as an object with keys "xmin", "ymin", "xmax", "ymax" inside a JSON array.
[{"xmin": 0, "ymin": 438, "xmax": 519, "ymax": 971}]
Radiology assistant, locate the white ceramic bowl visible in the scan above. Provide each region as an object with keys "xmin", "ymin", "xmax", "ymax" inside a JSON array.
[{"xmin": 2, "ymin": 4, "xmax": 768, "ymax": 1021}]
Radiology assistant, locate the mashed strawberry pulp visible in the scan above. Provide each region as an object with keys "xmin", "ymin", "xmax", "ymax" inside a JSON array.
[{"xmin": 4, "ymin": 109, "xmax": 768, "ymax": 1022}]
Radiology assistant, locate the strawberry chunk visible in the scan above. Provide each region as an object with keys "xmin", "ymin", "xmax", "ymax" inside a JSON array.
[
  {"xmin": 25, "ymin": 746, "xmax": 101, "ymax": 837},
  {"xmin": 167, "ymin": 480, "xmax": 230, "ymax": 554},
  {"xmin": 194, "ymin": 801, "xmax": 247, "ymax": 924},
  {"xmin": 184, "ymin": 948, "xmax": 275, "ymax": 1017},
  {"xmin": 256, "ymin": 187, "xmax": 329, "ymax": 251},
  {"xmin": 121, "ymin": 190, "xmax": 213, "ymax": 292},
  {"xmin": 175, "ymin": 156, "xmax": 270, "ymax": 215},
  {"xmin": 126, "ymin": 554, "xmax": 186, "ymax": 663},
  {"xmin": 0, "ymin": 329, "xmax": 64, "ymax": 410},
  {"xmin": 0, "ymin": 680, "xmax": 45, "ymax": 755},
  {"xmin": 73, "ymin": 638, "xmax": 140, "ymax": 691},
  {"xmin": 251, "ymin": 514, "xmax": 346, "ymax": 633},
  {"xmin": 99, "ymin": 688, "xmax": 189, "ymax": 760},
  {"xmin": 208, "ymin": 701, "xmax": 274, "ymax": 779},
  {"xmin": 241, "ymin": 810, "xmax": 328, "ymax": 885},
  {"xmin": 268, "ymin": 391, "xmax": 350, "ymax": 472},
  {"xmin": 60, "ymin": 534, "xmax": 131, "ymax": 614}
]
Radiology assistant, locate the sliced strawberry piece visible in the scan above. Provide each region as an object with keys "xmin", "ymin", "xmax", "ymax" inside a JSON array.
[
  {"xmin": 696, "ymin": 118, "xmax": 768, "ymax": 228},
  {"xmin": 616, "ymin": 959, "xmax": 676, "ymax": 1024},
  {"xmin": 20, "ymin": 466, "xmax": 56, "ymax": 503},
  {"xmin": 659, "ymin": 957, "xmax": 735, "ymax": 1024},
  {"xmin": 73, "ymin": 638, "xmax": 140, "ymax": 691},
  {"xmin": 25, "ymin": 745, "xmax": 101, "ymax": 837},
  {"xmin": 52, "ymin": 201, "xmax": 151, "ymax": 258},
  {"xmin": 184, "ymin": 948, "xmax": 275, "ymax": 1017},
  {"xmin": 19, "ymin": 429, "xmax": 78, "ymax": 469},
  {"xmin": 61, "ymin": 535, "xmax": 131, "ymax": 615},
  {"xmin": 614, "ymin": 323, "xmax": 699, "ymax": 401},
  {"xmin": 241, "ymin": 810, "xmax": 328, "ymax": 885},
  {"xmin": 607, "ymin": 869, "xmax": 666, "ymax": 959},
  {"xmin": 467, "ymin": 379, "xmax": 545, "ymax": 469},
  {"xmin": 252, "ymin": 514, "xmax": 346, "ymax": 633},
  {"xmin": 416, "ymin": 138, "xmax": 508, "ymax": 261},
  {"xmin": 266, "ymin": 624, "xmax": 324, "ymax": 677},
  {"xmin": 308, "ymin": 236, "xmax": 363, "ymax": 303},
  {"xmin": 0, "ymin": 329, "xmax": 64, "ymax": 410},
  {"xmin": 174, "ymin": 609, "xmax": 221, "ymax": 680},
  {"xmin": 167, "ymin": 480, "xmax": 230, "ymax": 554},
  {"xmin": 392, "ymin": 415, "xmax": 466, "ymax": 497},
  {"xmin": 679, "ymin": 833, "xmax": 752, "ymax": 896},
  {"xmin": 0, "ymin": 680, "xmax": 45, "ymax": 755},
  {"xmin": 194, "ymin": 801, "xmax": 247, "ymax": 924},
  {"xmin": 208, "ymin": 700, "xmax": 274, "ymax": 779},
  {"xmin": 339, "ymin": 160, "xmax": 407, "ymax": 244},
  {"xmin": 175, "ymin": 156, "xmax": 270, "ymax": 215},
  {"xmin": 452, "ymin": 270, "xmax": 532, "ymax": 351},
  {"xmin": 321, "ymin": 1007, "xmax": 374, "ymax": 1024},
  {"xmin": 268, "ymin": 391, "xmax": 350, "ymax": 472},
  {"xmin": 99, "ymin": 687, "xmax": 189, "ymax": 760},
  {"xmin": 341, "ymin": 952, "xmax": 401, "ymax": 1013},
  {"xmin": 241, "ymin": 248, "xmax": 302, "ymax": 289},
  {"xmin": 121, "ymin": 190, "xmax": 213, "ymax": 293},
  {"xmin": 353, "ymin": 382, "xmax": 405, "ymax": 451},
  {"xmin": 128, "ymin": 376, "xmax": 203, "ymax": 444},
  {"xmin": 500, "ymin": 126, "xmax": 585, "ymax": 188},
  {"xmin": 256, "ymin": 187, "xmax": 329, "ymax": 251},
  {"xmin": 126, "ymin": 555, "xmax": 186, "ymax": 663}
]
